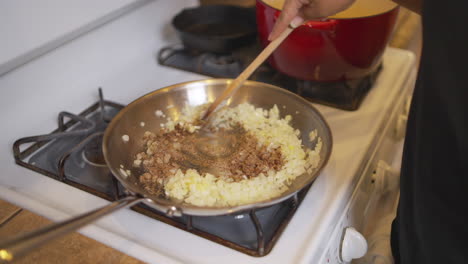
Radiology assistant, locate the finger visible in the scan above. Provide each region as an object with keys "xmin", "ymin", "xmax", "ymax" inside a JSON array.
[{"xmin": 268, "ymin": 0, "xmax": 304, "ymax": 41}]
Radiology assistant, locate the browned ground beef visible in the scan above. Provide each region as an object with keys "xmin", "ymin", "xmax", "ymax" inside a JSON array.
[{"xmin": 135, "ymin": 124, "xmax": 284, "ymax": 195}]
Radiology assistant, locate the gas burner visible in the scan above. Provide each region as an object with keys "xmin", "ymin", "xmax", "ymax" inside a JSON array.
[
  {"xmin": 13, "ymin": 89, "xmax": 123, "ymax": 199},
  {"xmin": 204, "ymin": 53, "xmax": 236, "ymax": 65},
  {"xmin": 158, "ymin": 46, "xmax": 244, "ymax": 78},
  {"xmin": 82, "ymin": 134, "xmax": 106, "ymax": 167},
  {"xmin": 290, "ymin": 64, "xmax": 382, "ymax": 110}
]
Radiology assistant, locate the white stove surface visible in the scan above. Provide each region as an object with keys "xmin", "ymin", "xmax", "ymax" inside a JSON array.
[{"xmin": 0, "ymin": 1, "xmax": 416, "ymax": 263}]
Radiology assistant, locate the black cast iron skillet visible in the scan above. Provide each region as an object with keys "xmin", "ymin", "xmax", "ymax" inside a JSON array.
[{"xmin": 172, "ymin": 5, "xmax": 257, "ymax": 53}]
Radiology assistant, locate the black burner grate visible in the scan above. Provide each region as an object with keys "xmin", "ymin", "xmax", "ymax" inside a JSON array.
[
  {"xmin": 13, "ymin": 89, "xmax": 310, "ymax": 257},
  {"xmin": 158, "ymin": 44, "xmax": 381, "ymax": 111}
]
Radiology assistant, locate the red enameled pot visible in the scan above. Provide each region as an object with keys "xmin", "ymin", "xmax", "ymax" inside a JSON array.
[{"xmin": 256, "ymin": 0, "xmax": 399, "ymax": 81}]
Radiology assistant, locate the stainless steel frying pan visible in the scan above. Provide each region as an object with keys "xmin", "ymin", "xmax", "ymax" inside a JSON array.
[{"xmin": 0, "ymin": 79, "xmax": 332, "ymax": 262}]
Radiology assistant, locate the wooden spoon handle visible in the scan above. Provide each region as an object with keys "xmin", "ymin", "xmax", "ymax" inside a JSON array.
[{"xmin": 201, "ymin": 22, "xmax": 299, "ymax": 120}]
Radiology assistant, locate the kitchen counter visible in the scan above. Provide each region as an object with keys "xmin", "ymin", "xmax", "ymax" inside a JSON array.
[
  {"xmin": 0, "ymin": 200, "xmax": 143, "ymax": 264},
  {"xmin": 0, "ymin": 3, "xmax": 421, "ymax": 263}
]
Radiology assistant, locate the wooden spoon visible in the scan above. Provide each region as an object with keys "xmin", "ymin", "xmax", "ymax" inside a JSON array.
[{"xmin": 201, "ymin": 18, "xmax": 304, "ymax": 121}]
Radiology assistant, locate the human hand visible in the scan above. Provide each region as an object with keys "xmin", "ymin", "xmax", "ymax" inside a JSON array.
[{"xmin": 268, "ymin": 0, "xmax": 356, "ymax": 40}]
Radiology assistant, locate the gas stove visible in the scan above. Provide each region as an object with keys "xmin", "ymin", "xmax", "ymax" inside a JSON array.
[{"xmin": 0, "ymin": 1, "xmax": 416, "ymax": 263}]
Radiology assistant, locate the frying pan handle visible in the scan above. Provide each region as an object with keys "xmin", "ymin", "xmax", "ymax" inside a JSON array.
[{"xmin": 0, "ymin": 196, "xmax": 145, "ymax": 263}]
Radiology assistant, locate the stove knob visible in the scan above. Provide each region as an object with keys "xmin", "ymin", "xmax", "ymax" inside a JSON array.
[
  {"xmin": 394, "ymin": 95, "xmax": 412, "ymax": 140},
  {"xmin": 340, "ymin": 227, "xmax": 367, "ymax": 262},
  {"xmin": 373, "ymin": 160, "xmax": 400, "ymax": 194},
  {"xmin": 394, "ymin": 114, "xmax": 408, "ymax": 140}
]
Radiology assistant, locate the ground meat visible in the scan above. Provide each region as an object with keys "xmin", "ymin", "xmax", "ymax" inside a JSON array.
[{"xmin": 135, "ymin": 123, "xmax": 284, "ymax": 193}]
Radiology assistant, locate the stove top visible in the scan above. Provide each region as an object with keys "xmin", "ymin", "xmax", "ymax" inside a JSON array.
[
  {"xmin": 158, "ymin": 44, "xmax": 381, "ymax": 111},
  {"xmin": 13, "ymin": 88, "xmax": 311, "ymax": 257},
  {"xmin": 0, "ymin": 1, "xmax": 416, "ymax": 262}
]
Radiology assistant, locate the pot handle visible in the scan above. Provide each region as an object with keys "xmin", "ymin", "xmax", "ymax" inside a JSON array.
[
  {"xmin": 303, "ymin": 19, "xmax": 338, "ymax": 31},
  {"xmin": 273, "ymin": 11, "xmax": 338, "ymax": 31},
  {"xmin": 0, "ymin": 196, "xmax": 145, "ymax": 263}
]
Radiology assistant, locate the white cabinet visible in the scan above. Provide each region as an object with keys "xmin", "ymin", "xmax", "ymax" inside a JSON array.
[{"xmin": 0, "ymin": 0, "xmax": 151, "ymax": 76}]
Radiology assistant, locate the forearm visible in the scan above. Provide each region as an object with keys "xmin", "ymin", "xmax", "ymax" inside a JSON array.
[{"xmin": 392, "ymin": 0, "xmax": 422, "ymax": 14}]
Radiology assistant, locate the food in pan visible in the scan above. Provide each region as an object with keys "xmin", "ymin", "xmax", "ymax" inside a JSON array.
[{"xmin": 134, "ymin": 103, "xmax": 322, "ymax": 207}]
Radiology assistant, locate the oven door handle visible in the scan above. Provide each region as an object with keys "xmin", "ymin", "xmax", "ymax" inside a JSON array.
[{"xmin": 0, "ymin": 196, "xmax": 145, "ymax": 263}]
